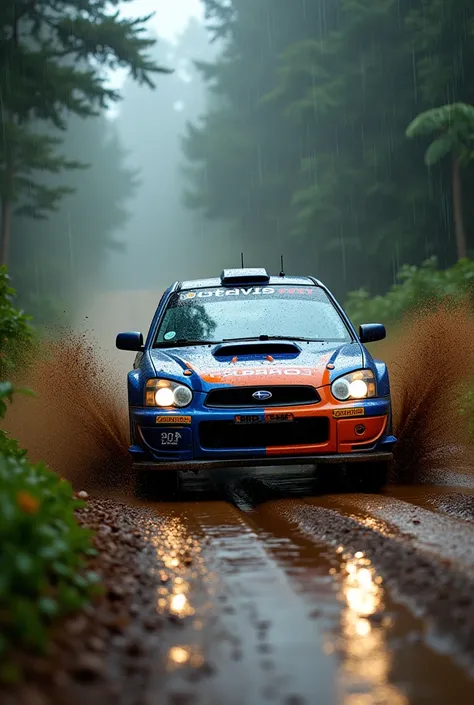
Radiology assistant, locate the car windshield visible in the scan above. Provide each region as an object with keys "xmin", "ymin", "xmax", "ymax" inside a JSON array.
[{"xmin": 154, "ymin": 285, "xmax": 352, "ymax": 345}]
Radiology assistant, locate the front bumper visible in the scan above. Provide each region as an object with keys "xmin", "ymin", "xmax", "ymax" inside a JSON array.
[
  {"xmin": 128, "ymin": 393, "xmax": 396, "ymax": 469},
  {"xmin": 131, "ymin": 451, "xmax": 393, "ymax": 473}
]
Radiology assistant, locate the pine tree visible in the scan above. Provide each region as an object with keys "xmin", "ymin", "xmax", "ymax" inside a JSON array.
[
  {"xmin": 0, "ymin": 0, "xmax": 171, "ymax": 265},
  {"xmin": 184, "ymin": 0, "xmax": 474, "ymax": 297}
]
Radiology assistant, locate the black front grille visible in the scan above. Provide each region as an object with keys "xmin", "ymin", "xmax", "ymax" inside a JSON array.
[
  {"xmin": 205, "ymin": 385, "xmax": 320, "ymax": 408},
  {"xmin": 199, "ymin": 417, "xmax": 329, "ymax": 449}
]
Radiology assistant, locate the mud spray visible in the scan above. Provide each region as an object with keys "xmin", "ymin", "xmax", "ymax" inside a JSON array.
[
  {"xmin": 4, "ymin": 301, "xmax": 474, "ymax": 492},
  {"xmin": 5, "ymin": 330, "xmax": 132, "ymax": 494}
]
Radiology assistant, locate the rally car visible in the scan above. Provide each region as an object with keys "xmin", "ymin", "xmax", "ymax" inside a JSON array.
[{"xmin": 116, "ymin": 268, "xmax": 396, "ymax": 493}]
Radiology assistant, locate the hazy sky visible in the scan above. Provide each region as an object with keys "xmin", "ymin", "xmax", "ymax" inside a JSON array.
[
  {"xmin": 107, "ymin": 1, "xmax": 204, "ymax": 100},
  {"xmin": 122, "ymin": 0, "xmax": 204, "ymax": 42}
]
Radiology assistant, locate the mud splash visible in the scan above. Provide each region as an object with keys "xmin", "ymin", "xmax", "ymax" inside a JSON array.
[
  {"xmin": 4, "ymin": 302, "xmax": 474, "ymax": 491},
  {"xmin": 380, "ymin": 301, "xmax": 474, "ymax": 483},
  {"xmin": 5, "ymin": 329, "xmax": 132, "ymax": 492}
]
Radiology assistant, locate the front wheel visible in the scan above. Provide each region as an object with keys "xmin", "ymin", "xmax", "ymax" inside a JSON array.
[
  {"xmin": 351, "ymin": 461, "xmax": 389, "ymax": 493},
  {"xmin": 135, "ymin": 469, "xmax": 180, "ymax": 500}
]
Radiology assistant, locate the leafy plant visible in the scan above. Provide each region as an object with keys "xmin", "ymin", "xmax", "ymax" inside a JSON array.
[
  {"xmin": 0, "ymin": 265, "xmax": 35, "ymax": 378},
  {"xmin": 345, "ymin": 256, "xmax": 474, "ymax": 328},
  {"xmin": 0, "ymin": 452, "xmax": 101, "ymax": 672},
  {"xmin": 0, "ymin": 289, "xmax": 101, "ymax": 679},
  {"xmin": 406, "ymin": 103, "xmax": 474, "ymax": 260}
]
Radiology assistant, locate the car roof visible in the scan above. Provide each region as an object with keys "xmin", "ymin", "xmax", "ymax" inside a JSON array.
[{"xmin": 179, "ymin": 275, "xmax": 324, "ymax": 290}]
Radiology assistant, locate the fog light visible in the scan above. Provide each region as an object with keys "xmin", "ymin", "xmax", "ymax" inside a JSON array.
[{"xmin": 355, "ymin": 424, "xmax": 366, "ymax": 436}]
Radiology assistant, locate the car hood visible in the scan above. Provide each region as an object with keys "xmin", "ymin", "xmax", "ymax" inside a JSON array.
[{"xmin": 149, "ymin": 341, "xmax": 364, "ymax": 391}]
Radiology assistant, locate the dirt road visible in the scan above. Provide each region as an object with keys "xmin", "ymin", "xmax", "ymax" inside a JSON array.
[
  {"xmin": 9, "ymin": 465, "xmax": 471, "ymax": 705},
  {"xmin": 3, "ymin": 291, "xmax": 473, "ymax": 703}
]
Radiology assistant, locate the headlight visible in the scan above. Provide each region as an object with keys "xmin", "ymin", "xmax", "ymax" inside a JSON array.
[
  {"xmin": 145, "ymin": 379, "xmax": 193, "ymax": 408},
  {"xmin": 331, "ymin": 370, "xmax": 376, "ymax": 401}
]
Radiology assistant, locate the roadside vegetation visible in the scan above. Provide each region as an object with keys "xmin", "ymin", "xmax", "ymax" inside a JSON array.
[
  {"xmin": 0, "ymin": 267, "xmax": 101, "ymax": 683},
  {"xmin": 345, "ymin": 257, "xmax": 474, "ymax": 328}
]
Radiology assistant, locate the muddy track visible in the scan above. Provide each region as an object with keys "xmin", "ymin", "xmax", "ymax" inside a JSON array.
[
  {"xmin": 134, "ymin": 468, "xmax": 474, "ymax": 704},
  {"xmin": 4, "ymin": 467, "xmax": 474, "ymax": 705}
]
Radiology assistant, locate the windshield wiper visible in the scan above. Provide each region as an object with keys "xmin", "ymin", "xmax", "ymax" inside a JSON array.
[
  {"xmin": 221, "ymin": 335, "xmax": 327, "ymax": 343},
  {"xmin": 153, "ymin": 339, "xmax": 220, "ymax": 348}
]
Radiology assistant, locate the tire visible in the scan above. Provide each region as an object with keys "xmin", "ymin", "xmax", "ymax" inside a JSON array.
[
  {"xmin": 135, "ymin": 469, "xmax": 180, "ymax": 500},
  {"xmin": 352, "ymin": 461, "xmax": 389, "ymax": 493}
]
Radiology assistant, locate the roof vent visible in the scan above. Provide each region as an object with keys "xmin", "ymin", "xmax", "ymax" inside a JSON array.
[{"xmin": 220, "ymin": 268, "xmax": 270, "ymax": 286}]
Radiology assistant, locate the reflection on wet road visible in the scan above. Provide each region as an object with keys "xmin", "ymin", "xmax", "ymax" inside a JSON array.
[{"xmin": 115, "ymin": 463, "xmax": 474, "ymax": 704}]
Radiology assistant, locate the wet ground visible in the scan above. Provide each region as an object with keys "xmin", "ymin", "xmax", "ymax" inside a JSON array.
[
  {"xmin": 3, "ymin": 296, "xmax": 474, "ymax": 702},
  {"xmin": 43, "ymin": 463, "xmax": 473, "ymax": 705}
]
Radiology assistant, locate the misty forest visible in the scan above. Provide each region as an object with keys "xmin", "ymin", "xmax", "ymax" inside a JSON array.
[
  {"xmin": 1, "ymin": 0, "xmax": 474, "ymax": 327},
  {"xmin": 4, "ymin": 1, "xmax": 474, "ymax": 696}
]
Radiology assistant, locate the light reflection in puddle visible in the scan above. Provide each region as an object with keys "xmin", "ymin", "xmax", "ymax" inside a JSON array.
[
  {"xmin": 167, "ymin": 644, "xmax": 205, "ymax": 670},
  {"xmin": 334, "ymin": 552, "xmax": 408, "ymax": 705},
  {"xmin": 147, "ymin": 517, "xmax": 201, "ymax": 620}
]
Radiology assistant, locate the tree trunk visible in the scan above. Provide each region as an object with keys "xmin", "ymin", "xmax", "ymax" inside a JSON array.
[
  {"xmin": 0, "ymin": 196, "xmax": 11, "ymax": 266},
  {"xmin": 452, "ymin": 155, "xmax": 467, "ymax": 260}
]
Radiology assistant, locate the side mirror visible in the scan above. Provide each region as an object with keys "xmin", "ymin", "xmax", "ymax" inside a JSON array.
[
  {"xmin": 116, "ymin": 331, "xmax": 144, "ymax": 351},
  {"xmin": 359, "ymin": 323, "xmax": 386, "ymax": 344}
]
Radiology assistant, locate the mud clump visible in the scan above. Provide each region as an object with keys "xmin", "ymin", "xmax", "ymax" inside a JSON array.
[
  {"xmin": 379, "ymin": 301, "xmax": 474, "ymax": 483},
  {"xmin": 5, "ymin": 330, "xmax": 132, "ymax": 492}
]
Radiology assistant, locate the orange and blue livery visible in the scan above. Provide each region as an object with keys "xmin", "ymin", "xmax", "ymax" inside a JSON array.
[{"xmin": 116, "ymin": 268, "xmax": 396, "ymax": 493}]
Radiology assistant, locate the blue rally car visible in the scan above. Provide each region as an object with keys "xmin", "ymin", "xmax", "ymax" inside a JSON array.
[{"xmin": 116, "ymin": 268, "xmax": 396, "ymax": 493}]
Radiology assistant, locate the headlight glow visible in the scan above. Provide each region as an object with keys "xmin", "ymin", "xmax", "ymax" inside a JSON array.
[
  {"xmin": 155, "ymin": 387, "xmax": 175, "ymax": 407},
  {"xmin": 348, "ymin": 379, "xmax": 368, "ymax": 398},
  {"xmin": 146, "ymin": 379, "xmax": 193, "ymax": 408},
  {"xmin": 331, "ymin": 370, "xmax": 375, "ymax": 401}
]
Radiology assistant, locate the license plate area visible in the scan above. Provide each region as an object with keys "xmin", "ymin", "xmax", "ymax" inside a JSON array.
[{"xmin": 234, "ymin": 413, "xmax": 294, "ymax": 424}]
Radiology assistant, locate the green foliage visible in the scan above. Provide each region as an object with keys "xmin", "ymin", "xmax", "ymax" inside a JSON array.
[
  {"xmin": 0, "ymin": 272, "xmax": 101, "ymax": 675},
  {"xmin": 406, "ymin": 103, "xmax": 474, "ymax": 166},
  {"xmin": 0, "ymin": 266, "xmax": 34, "ymax": 377},
  {"xmin": 0, "ymin": 0, "xmax": 171, "ymax": 269},
  {"xmin": 0, "ymin": 451, "xmax": 101, "ymax": 670},
  {"xmin": 0, "ymin": 123, "xmax": 83, "ymax": 223},
  {"xmin": 0, "ymin": 383, "xmax": 100, "ymax": 677},
  {"xmin": 185, "ymin": 0, "xmax": 474, "ymax": 299},
  {"xmin": 345, "ymin": 256, "xmax": 474, "ymax": 328}
]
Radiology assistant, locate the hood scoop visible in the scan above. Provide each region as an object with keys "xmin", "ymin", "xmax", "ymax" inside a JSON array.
[{"xmin": 213, "ymin": 340, "xmax": 301, "ymax": 359}]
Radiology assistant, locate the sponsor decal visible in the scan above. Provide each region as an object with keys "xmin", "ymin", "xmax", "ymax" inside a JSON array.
[
  {"xmin": 160, "ymin": 431, "xmax": 182, "ymax": 446},
  {"xmin": 156, "ymin": 415, "xmax": 191, "ymax": 425},
  {"xmin": 235, "ymin": 414, "xmax": 263, "ymax": 424},
  {"xmin": 264, "ymin": 412, "xmax": 294, "ymax": 423},
  {"xmin": 207, "ymin": 367, "xmax": 314, "ymax": 378},
  {"xmin": 333, "ymin": 407, "xmax": 365, "ymax": 418},
  {"xmin": 277, "ymin": 288, "xmax": 315, "ymax": 295},
  {"xmin": 179, "ymin": 287, "xmax": 318, "ymax": 302},
  {"xmin": 235, "ymin": 413, "xmax": 294, "ymax": 424}
]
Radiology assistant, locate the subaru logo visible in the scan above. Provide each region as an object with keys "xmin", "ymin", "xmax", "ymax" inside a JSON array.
[{"xmin": 252, "ymin": 390, "xmax": 272, "ymax": 401}]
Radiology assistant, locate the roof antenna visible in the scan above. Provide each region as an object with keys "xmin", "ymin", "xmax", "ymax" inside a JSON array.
[
  {"xmin": 241, "ymin": 252, "xmax": 244, "ymax": 268},
  {"xmin": 279, "ymin": 255, "xmax": 285, "ymax": 277}
]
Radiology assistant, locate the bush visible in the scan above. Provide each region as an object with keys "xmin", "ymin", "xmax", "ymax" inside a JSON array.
[
  {"xmin": 0, "ymin": 454, "xmax": 101, "ymax": 669},
  {"xmin": 0, "ymin": 266, "xmax": 35, "ymax": 378},
  {"xmin": 345, "ymin": 256, "xmax": 474, "ymax": 328},
  {"xmin": 0, "ymin": 272, "xmax": 101, "ymax": 681}
]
